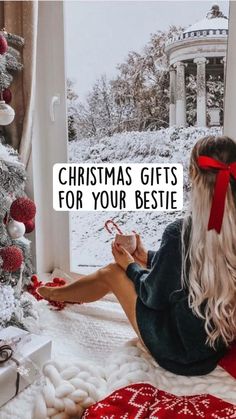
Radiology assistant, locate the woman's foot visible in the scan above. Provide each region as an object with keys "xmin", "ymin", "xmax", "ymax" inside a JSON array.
[{"xmin": 37, "ymin": 286, "xmax": 63, "ymax": 302}]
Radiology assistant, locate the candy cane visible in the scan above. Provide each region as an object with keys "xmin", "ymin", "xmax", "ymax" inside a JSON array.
[{"xmin": 104, "ymin": 220, "xmax": 123, "ymax": 235}]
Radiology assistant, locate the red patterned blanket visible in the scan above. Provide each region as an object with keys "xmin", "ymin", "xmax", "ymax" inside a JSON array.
[
  {"xmin": 83, "ymin": 343, "xmax": 236, "ymax": 418},
  {"xmin": 83, "ymin": 383, "xmax": 236, "ymax": 418}
]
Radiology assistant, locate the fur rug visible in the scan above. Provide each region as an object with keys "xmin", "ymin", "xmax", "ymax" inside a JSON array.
[{"xmin": 1, "ymin": 295, "xmax": 236, "ymax": 419}]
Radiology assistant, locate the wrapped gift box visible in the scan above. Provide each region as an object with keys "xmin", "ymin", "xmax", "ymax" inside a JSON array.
[{"xmin": 0, "ymin": 326, "xmax": 52, "ymax": 407}]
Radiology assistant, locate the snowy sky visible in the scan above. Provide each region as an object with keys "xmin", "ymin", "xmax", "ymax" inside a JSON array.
[{"xmin": 64, "ymin": 0, "xmax": 229, "ymax": 102}]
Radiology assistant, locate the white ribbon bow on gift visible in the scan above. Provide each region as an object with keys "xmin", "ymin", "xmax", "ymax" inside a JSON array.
[{"xmin": 0, "ymin": 332, "xmax": 40, "ymax": 396}]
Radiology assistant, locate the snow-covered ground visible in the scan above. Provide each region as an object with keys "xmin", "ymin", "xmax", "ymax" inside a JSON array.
[{"xmin": 68, "ymin": 126, "xmax": 221, "ymax": 270}]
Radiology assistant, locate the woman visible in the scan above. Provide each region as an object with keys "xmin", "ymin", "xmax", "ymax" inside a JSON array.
[{"xmin": 38, "ymin": 135, "xmax": 236, "ymax": 376}]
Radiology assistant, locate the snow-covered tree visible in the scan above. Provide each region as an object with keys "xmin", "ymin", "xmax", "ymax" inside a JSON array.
[
  {"xmin": 67, "ymin": 79, "xmax": 80, "ymax": 142},
  {"xmin": 75, "ymin": 26, "xmax": 183, "ymax": 140},
  {"xmin": 0, "ymin": 144, "xmax": 36, "ymax": 329},
  {"xmin": 88, "ymin": 75, "xmax": 114, "ymax": 137},
  {"xmin": 0, "ymin": 29, "xmax": 35, "ymax": 329},
  {"xmin": 186, "ymin": 73, "xmax": 224, "ymax": 126},
  {"xmin": 111, "ymin": 26, "xmax": 182, "ymax": 132},
  {"xmin": 186, "ymin": 74, "xmax": 197, "ymax": 126},
  {"xmin": 0, "ymin": 30, "xmax": 24, "ymax": 92},
  {"xmin": 207, "ymin": 75, "xmax": 224, "ymax": 109},
  {"xmin": 75, "ymin": 75, "xmax": 116, "ymax": 140}
]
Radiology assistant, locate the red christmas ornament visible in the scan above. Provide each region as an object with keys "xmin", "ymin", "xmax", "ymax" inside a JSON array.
[
  {"xmin": 0, "ymin": 34, "xmax": 8, "ymax": 55},
  {"xmin": 0, "ymin": 245, "xmax": 23, "ymax": 272},
  {"xmin": 2, "ymin": 88, "xmax": 12, "ymax": 104},
  {"xmin": 27, "ymin": 275, "xmax": 43, "ymax": 301},
  {"xmin": 24, "ymin": 219, "xmax": 35, "ymax": 234},
  {"xmin": 10, "ymin": 197, "xmax": 36, "ymax": 223}
]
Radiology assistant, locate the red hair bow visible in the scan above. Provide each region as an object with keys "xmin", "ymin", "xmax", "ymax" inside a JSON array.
[{"xmin": 197, "ymin": 156, "xmax": 236, "ymax": 233}]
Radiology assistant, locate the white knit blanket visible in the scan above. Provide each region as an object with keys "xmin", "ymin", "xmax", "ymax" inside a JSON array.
[{"xmin": 1, "ymin": 295, "xmax": 236, "ymax": 419}]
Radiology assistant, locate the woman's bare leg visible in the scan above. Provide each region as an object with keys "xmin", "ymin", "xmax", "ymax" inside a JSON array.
[
  {"xmin": 38, "ymin": 263, "xmax": 141, "ymax": 338},
  {"xmin": 38, "ymin": 270, "xmax": 110, "ymax": 303},
  {"xmin": 99, "ymin": 263, "xmax": 141, "ymax": 337}
]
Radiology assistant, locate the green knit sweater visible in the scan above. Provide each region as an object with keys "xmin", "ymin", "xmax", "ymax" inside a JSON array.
[{"xmin": 126, "ymin": 217, "xmax": 227, "ymax": 376}]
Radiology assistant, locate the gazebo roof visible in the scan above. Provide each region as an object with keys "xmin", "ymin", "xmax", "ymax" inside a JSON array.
[
  {"xmin": 184, "ymin": 15, "xmax": 228, "ymax": 34},
  {"xmin": 165, "ymin": 4, "xmax": 228, "ymax": 65},
  {"xmin": 184, "ymin": 5, "xmax": 228, "ymax": 34}
]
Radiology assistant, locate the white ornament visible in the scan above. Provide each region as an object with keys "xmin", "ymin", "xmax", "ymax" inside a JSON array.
[
  {"xmin": 0, "ymin": 100, "xmax": 15, "ymax": 125},
  {"xmin": 7, "ymin": 219, "xmax": 25, "ymax": 239}
]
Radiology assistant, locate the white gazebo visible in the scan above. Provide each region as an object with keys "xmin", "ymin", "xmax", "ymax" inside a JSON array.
[{"xmin": 165, "ymin": 4, "xmax": 228, "ymax": 127}]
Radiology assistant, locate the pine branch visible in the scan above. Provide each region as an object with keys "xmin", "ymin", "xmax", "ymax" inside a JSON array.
[
  {"xmin": 5, "ymin": 316, "xmax": 27, "ymax": 331},
  {"xmin": 0, "ymin": 71, "xmax": 13, "ymax": 90},
  {"xmin": 7, "ymin": 46, "xmax": 21, "ymax": 60},
  {"xmin": 5, "ymin": 32, "xmax": 24, "ymax": 47},
  {"xmin": 5, "ymin": 51, "xmax": 23, "ymax": 72}
]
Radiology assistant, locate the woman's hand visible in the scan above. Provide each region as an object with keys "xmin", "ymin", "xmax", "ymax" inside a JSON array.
[
  {"xmin": 133, "ymin": 234, "xmax": 148, "ymax": 267},
  {"xmin": 112, "ymin": 242, "xmax": 134, "ymax": 271}
]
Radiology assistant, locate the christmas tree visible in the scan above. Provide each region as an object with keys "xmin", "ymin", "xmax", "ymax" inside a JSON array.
[{"xmin": 0, "ymin": 29, "xmax": 36, "ymax": 329}]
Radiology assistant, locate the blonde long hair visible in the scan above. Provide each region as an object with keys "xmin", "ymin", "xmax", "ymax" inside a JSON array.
[{"xmin": 181, "ymin": 135, "xmax": 236, "ymax": 349}]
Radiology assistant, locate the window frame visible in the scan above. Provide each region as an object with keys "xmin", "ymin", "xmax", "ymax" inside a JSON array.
[
  {"xmin": 32, "ymin": 1, "xmax": 71, "ymax": 275},
  {"xmin": 32, "ymin": 0, "xmax": 235, "ymax": 275},
  {"xmin": 223, "ymin": 1, "xmax": 236, "ymax": 138}
]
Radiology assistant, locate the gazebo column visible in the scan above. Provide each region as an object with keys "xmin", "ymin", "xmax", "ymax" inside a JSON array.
[
  {"xmin": 194, "ymin": 57, "xmax": 207, "ymax": 127},
  {"xmin": 222, "ymin": 56, "xmax": 227, "ymax": 82},
  {"xmin": 175, "ymin": 61, "xmax": 186, "ymax": 126},
  {"xmin": 169, "ymin": 66, "xmax": 176, "ymax": 126}
]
